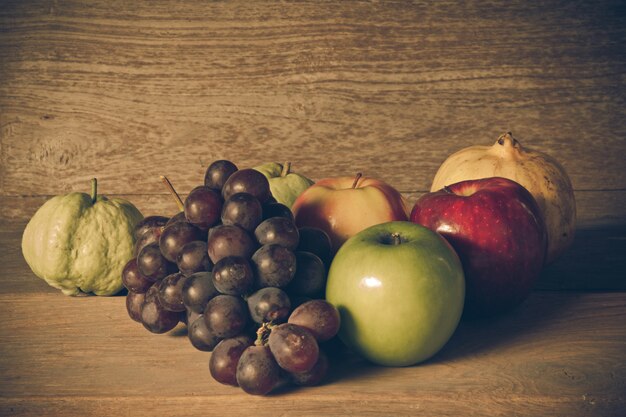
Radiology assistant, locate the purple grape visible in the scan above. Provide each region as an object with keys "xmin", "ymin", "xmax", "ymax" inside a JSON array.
[
  {"xmin": 297, "ymin": 227, "xmax": 332, "ymax": 268},
  {"xmin": 137, "ymin": 243, "xmax": 176, "ymax": 282},
  {"xmin": 141, "ymin": 290, "xmax": 181, "ymax": 334},
  {"xmin": 159, "ymin": 221, "xmax": 205, "ymax": 263},
  {"xmin": 182, "ymin": 271, "xmax": 219, "ymax": 313},
  {"xmin": 236, "ymin": 345, "xmax": 283, "ymax": 395},
  {"xmin": 157, "ymin": 272, "xmax": 187, "ymax": 312},
  {"xmin": 209, "ymin": 335, "xmax": 254, "ymax": 386},
  {"xmin": 251, "ymin": 244, "xmax": 296, "ymax": 288},
  {"xmin": 184, "ymin": 185, "xmax": 223, "ymax": 230},
  {"xmin": 188, "ymin": 315, "xmax": 222, "ymax": 352},
  {"xmin": 288, "ymin": 299, "xmax": 340, "ymax": 342},
  {"xmin": 222, "ymin": 168, "xmax": 272, "ymax": 203},
  {"xmin": 122, "ymin": 258, "xmax": 153, "ymax": 293},
  {"xmin": 126, "ymin": 291, "xmax": 145, "ymax": 323},
  {"xmin": 207, "ymin": 224, "xmax": 257, "ymax": 264},
  {"xmin": 247, "ymin": 287, "xmax": 291, "ymax": 324},
  {"xmin": 211, "ymin": 256, "xmax": 254, "ymax": 296},
  {"xmin": 254, "ymin": 217, "xmax": 299, "ymax": 250},
  {"xmin": 261, "ymin": 202, "xmax": 294, "ymax": 221},
  {"xmin": 205, "ymin": 160, "xmax": 238, "ymax": 191},
  {"xmin": 221, "ymin": 192, "xmax": 263, "ymax": 232},
  {"xmin": 284, "ymin": 251, "xmax": 326, "ymax": 297},
  {"xmin": 204, "ymin": 295, "xmax": 249, "ymax": 339},
  {"xmin": 268, "ymin": 323, "xmax": 319, "ymax": 373},
  {"xmin": 177, "ymin": 240, "xmax": 212, "ymax": 276},
  {"xmin": 289, "ymin": 350, "xmax": 329, "ymax": 386},
  {"xmin": 133, "ymin": 215, "xmax": 169, "ymax": 241}
]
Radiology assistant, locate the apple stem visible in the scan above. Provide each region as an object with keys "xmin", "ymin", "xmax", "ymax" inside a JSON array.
[
  {"xmin": 160, "ymin": 175, "xmax": 185, "ymax": 212},
  {"xmin": 281, "ymin": 161, "xmax": 292, "ymax": 177},
  {"xmin": 391, "ymin": 232, "xmax": 402, "ymax": 245},
  {"xmin": 90, "ymin": 178, "xmax": 98, "ymax": 204},
  {"xmin": 351, "ymin": 173, "xmax": 363, "ymax": 189}
]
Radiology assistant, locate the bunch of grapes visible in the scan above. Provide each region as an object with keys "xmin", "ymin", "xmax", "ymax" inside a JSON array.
[{"xmin": 121, "ymin": 159, "xmax": 340, "ymax": 394}]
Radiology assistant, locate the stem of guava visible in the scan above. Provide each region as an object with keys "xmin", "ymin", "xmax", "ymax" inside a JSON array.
[
  {"xmin": 281, "ymin": 162, "xmax": 292, "ymax": 177},
  {"xmin": 391, "ymin": 232, "xmax": 402, "ymax": 245},
  {"xmin": 351, "ymin": 173, "xmax": 363, "ymax": 189},
  {"xmin": 90, "ymin": 178, "xmax": 98, "ymax": 204},
  {"xmin": 160, "ymin": 175, "xmax": 185, "ymax": 212}
]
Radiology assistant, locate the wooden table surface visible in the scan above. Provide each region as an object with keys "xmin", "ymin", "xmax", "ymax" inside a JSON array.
[
  {"xmin": 0, "ymin": 223, "xmax": 624, "ymax": 417},
  {"xmin": 1, "ymin": 1, "xmax": 625, "ymax": 416}
]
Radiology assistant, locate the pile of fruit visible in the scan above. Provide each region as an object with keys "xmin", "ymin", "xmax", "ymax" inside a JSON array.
[
  {"xmin": 22, "ymin": 132, "xmax": 577, "ymax": 396},
  {"xmin": 123, "ymin": 161, "xmax": 341, "ymax": 394}
]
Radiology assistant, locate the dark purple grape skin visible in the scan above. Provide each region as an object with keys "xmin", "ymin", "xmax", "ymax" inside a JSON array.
[
  {"xmin": 157, "ymin": 272, "xmax": 187, "ymax": 312},
  {"xmin": 165, "ymin": 211, "xmax": 187, "ymax": 227},
  {"xmin": 211, "ymin": 256, "xmax": 254, "ymax": 296},
  {"xmin": 133, "ymin": 215, "xmax": 169, "ymax": 241},
  {"xmin": 126, "ymin": 291, "xmax": 145, "ymax": 323},
  {"xmin": 122, "ymin": 258, "xmax": 153, "ymax": 293},
  {"xmin": 222, "ymin": 168, "xmax": 272, "ymax": 203},
  {"xmin": 186, "ymin": 308, "xmax": 202, "ymax": 326},
  {"xmin": 296, "ymin": 227, "xmax": 333, "ymax": 268},
  {"xmin": 285, "ymin": 251, "xmax": 326, "ymax": 297},
  {"xmin": 141, "ymin": 287, "xmax": 181, "ymax": 334},
  {"xmin": 207, "ymin": 224, "xmax": 257, "ymax": 264},
  {"xmin": 159, "ymin": 221, "xmax": 206, "ymax": 263},
  {"xmin": 236, "ymin": 345, "xmax": 283, "ymax": 395},
  {"xmin": 288, "ymin": 299, "xmax": 340, "ymax": 342},
  {"xmin": 204, "ymin": 295, "xmax": 249, "ymax": 339},
  {"xmin": 182, "ymin": 271, "xmax": 219, "ymax": 313},
  {"xmin": 261, "ymin": 202, "xmax": 294, "ymax": 221},
  {"xmin": 221, "ymin": 193, "xmax": 263, "ymax": 232},
  {"xmin": 188, "ymin": 315, "xmax": 222, "ymax": 352},
  {"xmin": 268, "ymin": 323, "xmax": 319, "ymax": 373},
  {"xmin": 134, "ymin": 231, "xmax": 160, "ymax": 257},
  {"xmin": 209, "ymin": 335, "xmax": 254, "ymax": 386},
  {"xmin": 247, "ymin": 287, "xmax": 292, "ymax": 324},
  {"xmin": 251, "ymin": 244, "xmax": 297, "ymax": 288},
  {"xmin": 137, "ymin": 243, "xmax": 176, "ymax": 282},
  {"xmin": 205, "ymin": 160, "xmax": 238, "ymax": 191},
  {"xmin": 184, "ymin": 185, "xmax": 223, "ymax": 230},
  {"xmin": 177, "ymin": 241, "xmax": 212, "ymax": 276},
  {"xmin": 290, "ymin": 350, "xmax": 329, "ymax": 386},
  {"xmin": 254, "ymin": 217, "xmax": 299, "ymax": 250}
]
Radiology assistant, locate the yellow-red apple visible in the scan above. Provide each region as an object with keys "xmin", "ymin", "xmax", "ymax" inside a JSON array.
[{"xmin": 292, "ymin": 174, "xmax": 408, "ymax": 252}]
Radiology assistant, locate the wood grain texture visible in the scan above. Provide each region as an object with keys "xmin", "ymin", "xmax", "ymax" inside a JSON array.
[
  {"xmin": 1, "ymin": 0, "xmax": 625, "ymax": 198},
  {"xmin": 0, "ymin": 289, "xmax": 624, "ymax": 417}
]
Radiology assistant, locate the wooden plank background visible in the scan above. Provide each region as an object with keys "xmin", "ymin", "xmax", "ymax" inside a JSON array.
[{"xmin": 1, "ymin": 1, "xmax": 625, "ymax": 274}]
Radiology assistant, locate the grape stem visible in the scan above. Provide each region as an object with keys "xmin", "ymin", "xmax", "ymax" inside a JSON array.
[
  {"xmin": 160, "ymin": 175, "xmax": 185, "ymax": 212},
  {"xmin": 351, "ymin": 173, "xmax": 363, "ymax": 189},
  {"xmin": 255, "ymin": 322, "xmax": 275, "ymax": 346},
  {"xmin": 281, "ymin": 162, "xmax": 291, "ymax": 177},
  {"xmin": 90, "ymin": 178, "xmax": 98, "ymax": 204}
]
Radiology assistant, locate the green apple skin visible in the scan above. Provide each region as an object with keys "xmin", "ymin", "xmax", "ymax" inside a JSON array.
[
  {"xmin": 253, "ymin": 162, "xmax": 314, "ymax": 208},
  {"xmin": 326, "ymin": 221, "xmax": 465, "ymax": 367}
]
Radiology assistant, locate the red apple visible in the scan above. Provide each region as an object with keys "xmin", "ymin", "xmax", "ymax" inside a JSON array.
[
  {"xmin": 292, "ymin": 173, "xmax": 408, "ymax": 253},
  {"xmin": 410, "ymin": 177, "xmax": 547, "ymax": 317}
]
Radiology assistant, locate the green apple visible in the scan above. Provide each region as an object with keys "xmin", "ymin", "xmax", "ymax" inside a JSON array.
[
  {"xmin": 253, "ymin": 162, "xmax": 314, "ymax": 208},
  {"xmin": 326, "ymin": 221, "xmax": 464, "ymax": 366}
]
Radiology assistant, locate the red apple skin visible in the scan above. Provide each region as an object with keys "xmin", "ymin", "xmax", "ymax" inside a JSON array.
[
  {"xmin": 292, "ymin": 176, "xmax": 408, "ymax": 253},
  {"xmin": 410, "ymin": 177, "xmax": 547, "ymax": 317}
]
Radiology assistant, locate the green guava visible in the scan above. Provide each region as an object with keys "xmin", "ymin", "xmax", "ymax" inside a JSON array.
[{"xmin": 21, "ymin": 179, "xmax": 143, "ymax": 296}]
